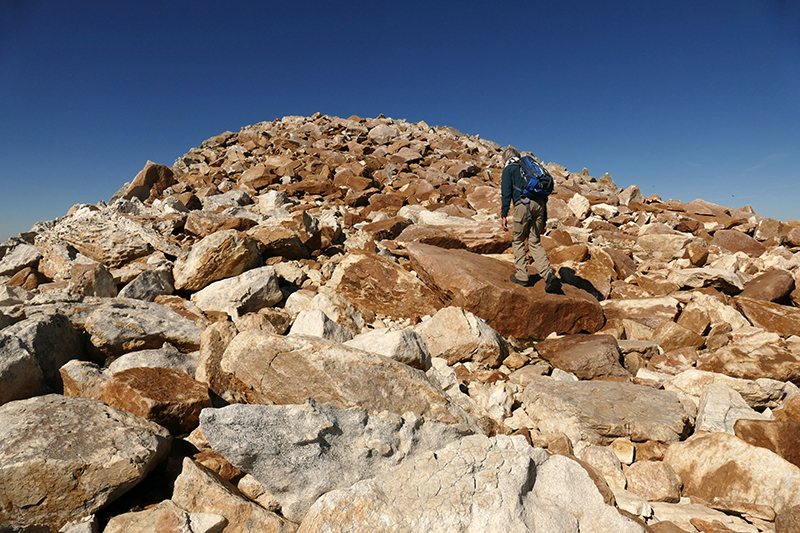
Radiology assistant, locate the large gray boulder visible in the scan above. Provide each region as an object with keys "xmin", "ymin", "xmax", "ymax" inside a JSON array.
[
  {"xmin": 200, "ymin": 400, "xmax": 466, "ymax": 522},
  {"xmin": 297, "ymin": 435, "xmax": 645, "ymax": 533},
  {"xmin": 0, "ymin": 394, "xmax": 172, "ymax": 532}
]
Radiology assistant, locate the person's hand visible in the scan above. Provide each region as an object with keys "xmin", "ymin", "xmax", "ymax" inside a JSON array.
[{"xmin": 501, "ymin": 216, "xmax": 508, "ymax": 231}]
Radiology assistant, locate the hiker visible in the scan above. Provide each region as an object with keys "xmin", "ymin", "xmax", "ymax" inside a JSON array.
[{"xmin": 500, "ymin": 146, "xmax": 558, "ymax": 292}]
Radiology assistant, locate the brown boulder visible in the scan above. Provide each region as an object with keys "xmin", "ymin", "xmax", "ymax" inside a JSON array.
[
  {"xmin": 775, "ymin": 394, "xmax": 800, "ymax": 422},
  {"xmin": 173, "ymin": 229, "xmax": 263, "ymax": 291},
  {"xmin": 739, "ymin": 269, "xmax": 795, "ymax": 302},
  {"xmin": 405, "ymin": 242, "xmax": 604, "ymax": 339},
  {"xmin": 361, "ymin": 216, "xmax": 412, "ymax": 241},
  {"xmin": 777, "ymin": 504, "xmax": 800, "ymax": 533},
  {"xmin": 734, "ymin": 419, "xmax": 800, "ymax": 469},
  {"xmin": 697, "ymin": 344, "xmax": 800, "ymax": 383},
  {"xmin": 122, "ymin": 160, "xmax": 176, "ymax": 202},
  {"xmin": 185, "ymin": 211, "xmax": 257, "ymax": 237},
  {"xmin": 711, "ymin": 229, "xmax": 766, "ymax": 257},
  {"xmin": 534, "ymin": 334, "xmax": 630, "ymax": 380},
  {"xmin": 327, "ymin": 249, "xmax": 443, "ymax": 321},
  {"xmin": 99, "ymin": 367, "xmax": 212, "ymax": 435},
  {"xmin": 735, "ymin": 296, "xmax": 800, "ymax": 337},
  {"xmin": 652, "ymin": 321, "xmax": 705, "ymax": 352},
  {"xmin": 6, "ymin": 266, "xmax": 48, "ymax": 290}
]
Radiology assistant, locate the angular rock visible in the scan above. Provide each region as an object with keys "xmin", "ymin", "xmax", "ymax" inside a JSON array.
[
  {"xmin": 59, "ymin": 359, "xmax": 108, "ymax": 400},
  {"xmin": 697, "ymin": 343, "xmax": 800, "ymax": 383},
  {"xmin": 667, "ymin": 268, "xmax": 744, "ymax": 294},
  {"xmin": 172, "ymin": 458, "xmax": 296, "ymax": 533},
  {"xmin": 711, "ymin": 229, "xmax": 766, "ymax": 257},
  {"xmin": 735, "ymin": 296, "xmax": 800, "ymax": 337},
  {"xmin": 99, "ymin": 367, "xmax": 211, "ymax": 435},
  {"xmin": 288, "ymin": 309, "xmax": 354, "ymax": 343},
  {"xmin": 173, "ymin": 229, "xmax": 263, "ymax": 291},
  {"xmin": 637, "ymin": 234, "xmax": 700, "ymax": 262},
  {"xmin": 414, "ymin": 306, "xmax": 509, "ymax": 367},
  {"xmin": 520, "ymin": 379, "xmax": 690, "ymax": 445},
  {"xmin": 200, "ymin": 400, "xmax": 466, "ymax": 522},
  {"xmin": 406, "ymin": 242, "xmax": 604, "ymax": 339},
  {"xmin": 298, "ymin": 435, "xmax": 644, "ymax": 533},
  {"xmin": 345, "ymin": 327, "xmax": 431, "ymax": 370},
  {"xmin": 0, "ymin": 394, "xmax": 171, "ymax": 531},
  {"xmin": 50, "ymin": 209, "xmax": 160, "ymax": 268},
  {"xmin": 1, "ymin": 312, "xmax": 84, "ymax": 392},
  {"xmin": 82, "ymin": 299, "xmax": 202, "ymax": 358},
  {"xmin": 664, "ymin": 368, "xmax": 793, "ymax": 410},
  {"xmin": 117, "ymin": 267, "xmax": 174, "ymax": 302},
  {"xmin": 734, "ymin": 419, "xmax": 800, "ymax": 469},
  {"xmin": 70, "ymin": 262, "xmax": 117, "ymax": 297},
  {"xmin": 600, "ymin": 298, "xmax": 680, "ymax": 330},
  {"xmin": 0, "ymin": 333, "xmax": 48, "ymax": 405},
  {"xmin": 696, "ymin": 382, "xmax": 770, "ymax": 434},
  {"xmin": 191, "ymin": 265, "xmax": 282, "ymax": 320},
  {"xmin": 740, "ymin": 269, "xmax": 795, "ymax": 302},
  {"xmin": 533, "ymin": 334, "xmax": 630, "ymax": 380},
  {"xmin": 625, "ymin": 461, "xmax": 682, "ymax": 503},
  {"xmin": 102, "ymin": 499, "xmax": 226, "ymax": 533},
  {"xmin": 664, "ymin": 431, "xmax": 800, "ymax": 513},
  {"xmin": 326, "ymin": 249, "xmax": 443, "ymax": 321},
  {"xmin": 0, "ymin": 242, "xmax": 42, "ymax": 277},
  {"xmin": 576, "ymin": 445, "xmax": 627, "ymax": 490},
  {"xmin": 119, "ymin": 160, "xmax": 176, "ymax": 202},
  {"xmin": 219, "ymin": 331, "xmax": 477, "ymax": 430},
  {"xmin": 651, "ymin": 321, "xmax": 705, "ymax": 352},
  {"xmin": 107, "ymin": 342, "xmax": 197, "ymax": 376},
  {"xmin": 6, "ymin": 266, "xmax": 48, "ymax": 290},
  {"xmin": 776, "ymin": 504, "xmax": 800, "ymax": 533}
]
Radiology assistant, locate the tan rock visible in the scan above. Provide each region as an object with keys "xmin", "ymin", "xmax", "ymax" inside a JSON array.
[
  {"xmin": 103, "ymin": 499, "xmax": 227, "ymax": 533},
  {"xmin": 601, "ymin": 297, "xmax": 680, "ymax": 330},
  {"xmin": 0, "ymin": 394, "xmax": 171, "ymax": 532},
  {"xmin": 652, "ymin": 321, "xmax": 705, "ymax": 352},
  {"xmin": 70, "ymin": 262, "xmax": 117, "ymax": 297},
  {"xmin": 6, "ymin": 266, "xmax": 48, "ymax": 290},
  {"xmin": 219, "ymin": 331, "xmax": 476, "ymax": 429},
  {"xmin": 775, "ymin": 394, "xmax": 800, "ymax": 422},
  {"xmin": 466, "ymin": 185, "xmax": 501, "ymax": 214},
  {"xmin": 172, "ymin": 458, "xmax": 296, "ymax": 533},
  {"xmin": 676, "ymin": 302, "xmax": 710, "ymax": 336},
  {"xmin": 697, "ymin": 343, "xmax": 800, "ymax": 383},
  {"xmin": 711, "ymin": 229, "xmax": 766, "ymax": 257},
  {"xmin": 534, "ymin": 334, "xmax": 630, "ymax": 380},
  {"xmin": 59, "ymin": 360, "xmax": 108, "ymax": 400},
  {"xmin": 649, "ymin": 347, "xmax": 699, "ymax": 375},
  {"xmin": 406, "ymin": 242, "xmax": 604, "ymax": 339},
  {"xmin": 100, "ymin": 367, "xmax": 212, "ymax": 436},
  {"xmin": 739, "ymin": 269, "xmax": 795, "ymax": 302},
  {"xmin": 173, "ymin": 229, "xmax": 263, "ymax": 291},
  {"xmin": 625, "ymin": 461, "xmax": 682, "ymax": 503},
  {"xmin": 664, "ymin": 431, "xmax": 800, "ymax": 513},
  {"xmin": 415, "ymin": 306, "xmax": 508, "ymax": 367},
  {"xmin": 776, "ymin": 504, "xmax": 800, "ymax": 533},
  {"xmin": 734, "ymin": 419, "xmax": 800, "ymax": 469},
  {"xmin": 735, "ymin": 296, "xmax": 800, "ymax": 337}
]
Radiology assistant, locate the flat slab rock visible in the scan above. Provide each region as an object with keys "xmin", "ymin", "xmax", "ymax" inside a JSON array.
[
  {"xmin": 405, "ymin": 242, "xmax": 604, "ymax": 339},
  {"xmin": 0, "ymin": 394, "xmax": 172, "ymax": 531},
  {"xmin": 219, "ymin": 331, "xmax": 478, "ymax": 431},
  {"xmin": 520, "ymin": 379, "xmax": 691, "ymax": 445}
]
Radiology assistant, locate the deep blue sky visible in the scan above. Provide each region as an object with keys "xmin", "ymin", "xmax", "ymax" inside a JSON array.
[{"xmin": 1, "ymin": 1, "xmax": 798, "ymax": 242}]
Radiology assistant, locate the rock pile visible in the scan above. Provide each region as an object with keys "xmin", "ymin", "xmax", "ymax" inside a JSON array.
[{"xmin": 2, "ymin": 113, "xmax": 800, "ymax": 532}]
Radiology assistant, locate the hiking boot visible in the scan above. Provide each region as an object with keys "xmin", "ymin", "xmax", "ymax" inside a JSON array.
[
  {"xmin": 544, "ymin": 271, "xmax": 560, "ymax": 293},
  {"xmin": 509, "ymin": 274, "xmax": 530, "ymax": 287}
]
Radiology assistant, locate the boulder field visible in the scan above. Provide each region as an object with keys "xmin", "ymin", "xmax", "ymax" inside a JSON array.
[{"xmin": 2, "ymin": 113, "xmax": 800, "ymax": 532}]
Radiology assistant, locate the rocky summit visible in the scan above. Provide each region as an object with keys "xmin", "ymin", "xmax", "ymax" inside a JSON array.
[{"xmin": 1, "ymin": 113, "xmax": 800, "ymax": 533}]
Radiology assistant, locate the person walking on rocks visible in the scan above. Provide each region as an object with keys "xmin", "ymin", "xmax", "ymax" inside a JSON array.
[{"xmin": 500, "ymin": 146, "xmax": 558, "ymax": 292}]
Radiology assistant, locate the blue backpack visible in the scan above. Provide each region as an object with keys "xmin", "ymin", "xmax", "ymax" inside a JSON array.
[{"xmin": 518, "ymin": 155, "xmax": 554, "ymax": 200}]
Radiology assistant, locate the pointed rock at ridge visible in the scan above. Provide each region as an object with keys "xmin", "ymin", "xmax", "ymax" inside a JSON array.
[
  {"xmin": 173, "ymin": 229, "xmax": 263, "ymax": 291},
  {"xmin": 119, "ymin": 161, "xmax": 176, "ymax": 203},
  {"xmin": 404, "ymin": 242, "xmax": 604, "ymax": 339}
]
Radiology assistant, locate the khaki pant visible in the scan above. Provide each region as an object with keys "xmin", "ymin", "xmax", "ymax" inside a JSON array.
[{"xmin": 512, "ymin": 200, "xmax": 551, "ymax": 282}]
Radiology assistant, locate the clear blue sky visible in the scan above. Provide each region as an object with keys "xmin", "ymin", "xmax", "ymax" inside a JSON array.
[{"xmin": 1, "ymin": 0, "xmax": 798, "ymax": 242}]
